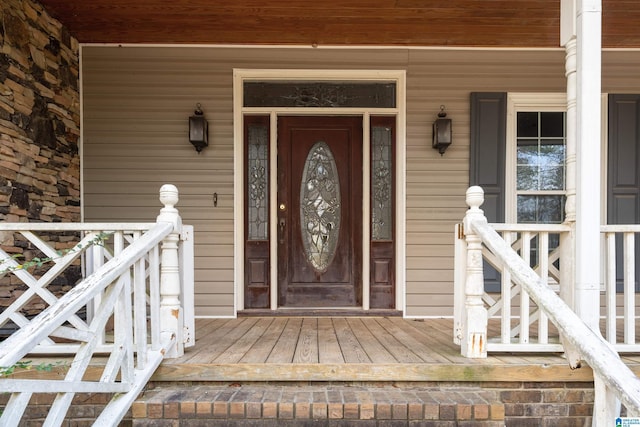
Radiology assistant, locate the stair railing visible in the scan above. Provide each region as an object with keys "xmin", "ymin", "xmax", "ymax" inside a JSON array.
[
  {"xmin": 457, "ymin": 186, "xmax": 640, "ymax": 425},
  {"xmin": 0, "ymin": 184, "xmax": 189, "ymax": 426}
]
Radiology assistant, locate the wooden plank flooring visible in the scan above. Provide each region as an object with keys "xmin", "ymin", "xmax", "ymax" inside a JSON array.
[{"xmin": 153, "ymin": 317, "xmax": 640, "ymax": 383}]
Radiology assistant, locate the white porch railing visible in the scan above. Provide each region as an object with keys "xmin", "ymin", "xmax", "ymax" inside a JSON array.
[
  {"xmin": 455, "ymin": 206, "xmax": 640, "ymax": 354},
  {"xmin": 454, "ymin": 222, "xmax": 570, "ymax": 352},
  {"xmin": 455, "ymin": 186, "xmax": 640, "ymax": 424},
  {"xmin": 601, "ymin": 225, "xmax": 640, "ymax": 352},
  {"xmin": 0, "ymin": 184, "xmax": 193, "ymax": 426}
]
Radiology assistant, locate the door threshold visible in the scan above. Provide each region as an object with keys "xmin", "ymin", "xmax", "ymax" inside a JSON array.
[{"xmin": 238, "ymin": 308, "xmax": 402, "ymax": 317}]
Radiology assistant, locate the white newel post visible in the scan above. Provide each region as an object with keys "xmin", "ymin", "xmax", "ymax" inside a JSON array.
[
  {"xmin": 461, "ymin": 186, "xmax": 488, "ymax": 358},
  {"xmin": 157, "ymin": 184, "xmax": 184, "ymax": 358}
]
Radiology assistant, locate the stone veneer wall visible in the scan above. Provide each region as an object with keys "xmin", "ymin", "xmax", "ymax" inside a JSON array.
[{"xmin": 0, "ymin": 0, "xmax": 80, "ymax": 315}]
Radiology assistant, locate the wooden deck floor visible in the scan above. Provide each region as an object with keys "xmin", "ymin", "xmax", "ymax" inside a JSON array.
[{"xmin": 152, "ymin": 317, "xmax": 640, "ymax": 383}]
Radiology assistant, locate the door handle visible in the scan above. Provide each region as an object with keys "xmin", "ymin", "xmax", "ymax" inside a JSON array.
[{"xmin": 279, "ymin": 217, "xmax": 286, "ymax": 244}]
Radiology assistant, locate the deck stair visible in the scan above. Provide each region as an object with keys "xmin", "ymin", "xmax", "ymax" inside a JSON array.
[
  {"xmin": 131, "ymin": 382, "xmax": 506, "ymax": 426},
  {"xmin": 3, "ymin": 316, "xmax": 628, "ymax": 425},
  {"xmin": 124, "ymin": 316, "xmax": 618, "ymax": 426}
]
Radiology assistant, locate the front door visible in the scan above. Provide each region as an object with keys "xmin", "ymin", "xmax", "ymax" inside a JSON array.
[{"xmin": 277, "ymin": 116, "xmax": 363, "ymax": 307}]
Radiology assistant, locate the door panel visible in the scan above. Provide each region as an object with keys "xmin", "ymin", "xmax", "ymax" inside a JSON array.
[{"xmin": 278, "ymin": 116, "xmax": 363, "ymax": 307}]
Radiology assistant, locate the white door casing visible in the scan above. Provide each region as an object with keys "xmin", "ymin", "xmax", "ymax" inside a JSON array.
[{"xmin": 232, "ymin": 69, "xmax": 407, "ymax": 314}]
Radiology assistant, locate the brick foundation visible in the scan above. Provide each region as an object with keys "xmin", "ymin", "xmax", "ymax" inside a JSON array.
[
  {"xmin": 0, "ymin": 381, "xmax": 598, "ymax": 425},
  {"xmin": 0, "ymin": 391, "xmax": 132, "ymax": 427},
  {"xmin": 128, "ymin": 381, "xmax": 595, "ymax": 426}
]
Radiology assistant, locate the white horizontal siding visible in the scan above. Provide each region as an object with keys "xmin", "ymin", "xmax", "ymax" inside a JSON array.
[{"xmin": 81, "ymin": 45, "xmax": 640, "ymax": 317}]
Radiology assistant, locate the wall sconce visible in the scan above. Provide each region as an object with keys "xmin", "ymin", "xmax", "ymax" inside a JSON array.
[
  {"xmin": 432, "ymin": 105, "xmax": 452, "ymax": 156},
  {"xmin": 189, "ymin": 103, "xmax": 208, "ymax": 153}
]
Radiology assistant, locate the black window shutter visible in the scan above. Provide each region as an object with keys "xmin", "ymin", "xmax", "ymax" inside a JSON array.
[
  {"xmin": 470, "ymin": 92, "xmax": 507, "ymax": 292},
  {"xmin": 608, "ymin": 94, "xmax": 640, "ymax": 291}
]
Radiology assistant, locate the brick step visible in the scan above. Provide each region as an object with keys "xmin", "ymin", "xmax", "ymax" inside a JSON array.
[{"xmin": 131, "ymin": 383, "xmax": 506, "ymax": 426}]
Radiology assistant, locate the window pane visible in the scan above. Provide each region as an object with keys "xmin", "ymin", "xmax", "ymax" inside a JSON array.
[
  {"xmin": 517, "ymin": 112, "xmax": 538, "ymax": 137},
  {"xmin": 540, "ymin": 166, "xmax": 564, "ymax": 190},
  {"xmin": 517, "ymin": 196, "xmax": 538, "ymax": 222},
  {"xmin": 540, "ymin": 143, "xmax": 564, "ymax": 164},
  {"xmin": 517, "ymin": 166, "xmax": 539, "ymax": 190},
  {"xmin": 517, "ymin": 195, "xmax": 564, "ymax": 223},
  {"xmin": 517, "ymin": 143, "xmax": 538, "ymax": 166},
  {"xmin": 537, "ymin": 196, "xmax": 564, "ymax": 222},
  {"xmin": 540, "ymin": 112, "xmax": 564, "ymax": 137}
]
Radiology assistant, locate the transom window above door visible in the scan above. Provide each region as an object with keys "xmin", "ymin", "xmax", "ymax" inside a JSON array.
[{"xmin": 242, "ymin": 81, "xmax": 396, "ymax": 108}]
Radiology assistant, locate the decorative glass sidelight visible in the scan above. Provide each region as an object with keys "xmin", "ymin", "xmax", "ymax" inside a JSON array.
[
  {"xmin": 247, "ymin": 124, "xmax": 269, "ymax": 240},
  {"xmin": 300, "ymin": 141, "xmax": 341, "ymax": 272},
  {"xmin": 371, "ymin": 126, "xmax": 393, "ymax": 240}
]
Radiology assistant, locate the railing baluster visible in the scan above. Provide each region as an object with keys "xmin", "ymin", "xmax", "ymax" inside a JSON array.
[
  {"xmin": 538, "ymin": 232, "xmax": 549, "ymax": 344},
  {"xmin": 520, "ymin": 231, "xmax": 531, "ymax": 344},
  {"xmin": 624, "ymin": 232, "xmax": 635, "ymax": 345},
  {"xmin": 501, "ymin": 231, "xmax": 513, "ymax": 345},
  {"xmin": 0, "ymin": 392, "xmax": 33, "ymax": 425},
  {"xmin": 107, "ymin": 231, "xmax": 126, "ymax": 347},
  {"xmin": 121, "ymin": 273, "xmax": 135, "ymax": 384},
  {"xmin": 605, "ymin": 232, "xmax": 617, "ymax": 345},
  {"xmin": 179, "ymin": 225, "xmax": 196, "ymax": 348},
  {"xmin": 134, "ymin": 235, "xmax": 147, "ymax": 369},
  {"xmin": 453, "ymin": 223, "xmax": 466, "ymax": 345},
  {"xmin": 593, "ymin": 372, "xmax": 621, "ymax": 426},
  {"xmin": 87, "ymin": 235, "xmax": 102, "ymax": 327},
  {"xmin": 150, "ymin": 244, "xmax": 161, "ymax": 350},
  {"xmin": 103, "ymin": 274, "xmax": 133, "ymax": 384}
]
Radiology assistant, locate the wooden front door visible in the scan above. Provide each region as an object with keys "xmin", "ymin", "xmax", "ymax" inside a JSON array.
[{"xmin": 277, "ymin": 116, "xmax": 363, "ymax": 307}]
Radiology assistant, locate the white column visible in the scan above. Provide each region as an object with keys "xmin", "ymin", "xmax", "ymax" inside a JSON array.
[
  {"xmin": 561, "ymin": 36, "xmax": 578, "ymax": 312},
  {"xmin": 564, "ymin": 37, "xmax": 577, "ymax": 226},
  {"xmin": 575, "ymin": 0, "xmax": 602, "ymax": 330},
  {"xmin": 559, "ymin": 36, "xmax": 583, "ymax": 368}
]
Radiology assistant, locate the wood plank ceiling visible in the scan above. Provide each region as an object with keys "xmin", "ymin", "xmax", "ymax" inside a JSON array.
[{"xmin": 37, "ymin": 0, "xmax": 640, "ymax": 48}]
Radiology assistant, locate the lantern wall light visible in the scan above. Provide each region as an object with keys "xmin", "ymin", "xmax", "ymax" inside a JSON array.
[
  {"xmin": 432, "ymin": 105, "xmax": 452, "ymax": 156},
  {"xmin": 189, "ymin": 103, "xmax": 209, "ymax": 153}
]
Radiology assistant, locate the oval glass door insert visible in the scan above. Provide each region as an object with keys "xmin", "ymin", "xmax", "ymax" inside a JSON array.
[{"xmin": 300, "ymin": 141, "xmax": 341, "ymax": 272}]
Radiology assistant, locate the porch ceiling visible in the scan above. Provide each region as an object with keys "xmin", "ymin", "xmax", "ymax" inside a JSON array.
[{"xmin": 38, "ymin": 0, "xmax": 640, "ymax": 48}]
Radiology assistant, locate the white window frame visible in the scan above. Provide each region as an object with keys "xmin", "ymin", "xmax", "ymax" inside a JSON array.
[{"xmin": 506, "ymin": 93, "xmax": 568, "ymax": 223}]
